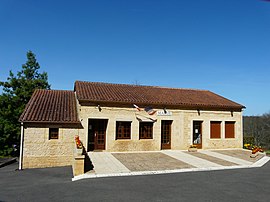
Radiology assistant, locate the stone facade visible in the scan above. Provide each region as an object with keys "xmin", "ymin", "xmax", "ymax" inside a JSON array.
[
  {"xmin": 22, "ymin": 105, "xmax": 243, "ymax": 169},
  {"xmin": 77, "ymin": 105, "xmax": 243, "ymax": 152},
  {"xmin": 22, "ymin": 127, "xmax": 78, "ymax": 168},
  {"xmin": 183, "ymin": 110, "xmax": 242, "ymax": 149}
]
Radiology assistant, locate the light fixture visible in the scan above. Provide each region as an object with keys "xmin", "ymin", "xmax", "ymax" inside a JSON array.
[
  {"xmin": 98, "ymin": 105, "xmax": 102, "ymax": 112},
  {"xmin": 197, "ymin": 109, "xmax": 201, "ymax": 116},
  {"xmin": 163, "ymin": 107, "xmax": 167, "ymax": 114}
]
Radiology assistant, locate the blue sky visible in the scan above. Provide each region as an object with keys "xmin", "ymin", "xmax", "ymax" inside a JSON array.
[{"xmin": 0, "ymin": 0, "xmax": 270, "ymax": 115}]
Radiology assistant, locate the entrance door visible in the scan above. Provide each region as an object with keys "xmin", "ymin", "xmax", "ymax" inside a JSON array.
[
  {"xmin": 161, "ymin": 120, "xmax": 172, "ymax": 149},
  {"xmin": 193, "ymin": 121, "xmax": 203, "ymax": 149},
  {"xmin": 88, "ymin": 119, "xmax": 108, "ymax": 151}
]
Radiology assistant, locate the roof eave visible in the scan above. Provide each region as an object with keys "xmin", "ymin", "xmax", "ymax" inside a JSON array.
[{"xmin": 77, "ymin": 99, "xmax": 244, "ymax": 112}]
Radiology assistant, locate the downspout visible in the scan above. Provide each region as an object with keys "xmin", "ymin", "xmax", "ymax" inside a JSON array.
[{"xmin": 19, "ymin": 122, "xmax": 24, "ymax": 170}]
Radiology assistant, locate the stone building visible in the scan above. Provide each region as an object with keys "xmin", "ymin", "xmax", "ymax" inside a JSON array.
[{"xmin": 19, "ymin": 81, "xmax": 245, "ymax": 169}]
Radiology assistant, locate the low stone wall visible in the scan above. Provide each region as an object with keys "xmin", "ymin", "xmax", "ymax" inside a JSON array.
[{"xmin": 72, "ymin": 154, "xmax": 85, "ymax": 176}]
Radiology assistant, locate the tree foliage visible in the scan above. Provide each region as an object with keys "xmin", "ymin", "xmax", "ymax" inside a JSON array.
[
  {"xmin": 0, "ymin": 51, "xmax": 50, "ymax": 156},
  {"xmin": 244, "ymin": 112, "xmax": 270, "ymax": 149}
]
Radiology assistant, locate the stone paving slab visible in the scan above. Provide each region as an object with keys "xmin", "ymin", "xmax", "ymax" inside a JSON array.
[
  {"xmin": 112, "ymin": 152, "xmax": 194, "ymax": 172},
  {"xmin": 162, "ymin": 150, "xmax": 222, "ymax": 168},
  {"xmin": 199, "ymin": 150, "xmax": 253, "ymax": 165},
  {"xmin": 183, "ymin": 151, "xmax": 238, "ymax": 166},
  {"xmin": 88, "ymin": 152, "xmax": 130, "ymax": 174},
  {"xmin": 213, "ymin": 149, "xmax": 264, "ymax": 162}
]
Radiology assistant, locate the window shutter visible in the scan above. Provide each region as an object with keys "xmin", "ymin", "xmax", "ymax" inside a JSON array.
[
  {"xmin": 210, "ymin": 121, "xmax": 221, "ymax": 139},
  {"xmin": 225, "ymin": 122, "xmax": 235, "ymax": 138}
]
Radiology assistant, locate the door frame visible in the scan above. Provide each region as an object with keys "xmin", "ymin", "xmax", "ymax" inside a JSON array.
[
  {"xmin": 161, "ymin": 120, "xmax": 172, "ymax": 150},
  {"xmin": 192, "ymin": 120, "xmax": 203, "ymax": 149},
  {"xmin": 88, "ymin": 119, "xmax": 108, "ymax": 151}
]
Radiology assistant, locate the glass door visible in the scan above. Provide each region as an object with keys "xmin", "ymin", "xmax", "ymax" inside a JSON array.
[{"xmin": 193, "ymin": 121, "xmax": 203, "ymax": 149}]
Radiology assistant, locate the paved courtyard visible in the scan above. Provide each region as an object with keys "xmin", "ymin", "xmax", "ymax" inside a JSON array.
[
  {"xmin": 112, "ymin": 152, "xmax": 194, "ymax": 171},
  {"xmin": 74, "ymin": 149, "xmax": 269, "ymax": 181}
]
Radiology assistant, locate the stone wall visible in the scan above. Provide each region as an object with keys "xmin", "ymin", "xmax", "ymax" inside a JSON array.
[{"xmin": 22, "ymin": 127, "xmax": 78, "ymax": 169}]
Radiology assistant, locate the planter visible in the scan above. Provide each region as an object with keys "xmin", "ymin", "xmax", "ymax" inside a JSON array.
[
  {"xmin": 188, "ymin": 148, "xmax": 197, "ymax": 152},
  {"xmin": 75, "ymin": 148, "xmax": 83, "ymax": 155},
  {"xmin": 250, "ymin": 152, "xmax": 259, "ymax": 158}
]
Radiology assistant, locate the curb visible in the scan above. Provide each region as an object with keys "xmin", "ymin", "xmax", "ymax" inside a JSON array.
[{"xmin": 0, "ymin": 158, "xmax": 17, "ymax": 168}]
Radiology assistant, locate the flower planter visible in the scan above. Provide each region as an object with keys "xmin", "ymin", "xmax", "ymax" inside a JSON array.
[
  {"xmin": 74, "ymin": 135, "xmax": 83, "ymax": 156},
  {"xmin": 250, "ymin": 152, "xmax": 259, "ymax": 158},
  {"xmin": 75, "ymin": 148, "xmax": 83, "ymax": 155},
  {"xmin": 188, "ymin": 148, "xmax": 197, "ymax": 152}
]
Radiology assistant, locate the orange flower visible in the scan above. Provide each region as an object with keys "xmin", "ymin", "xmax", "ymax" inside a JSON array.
[{"xmin": 75, "ymin": 135, "xmax": 83, "ymax": 149}]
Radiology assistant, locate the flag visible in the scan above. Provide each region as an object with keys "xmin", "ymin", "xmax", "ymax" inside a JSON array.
[
  {"xmin": 144, "ymin": 106, "xmax": 157, "ymax": 115},
  {"xmin": 133, "ymin": 104, "xmax": 142, "ymax": 111}
]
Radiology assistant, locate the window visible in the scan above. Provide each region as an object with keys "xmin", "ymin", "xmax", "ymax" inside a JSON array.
[
  {"xmin": 225, "ymin": 121, "xmax": 235, "ymax": 138},
  {"xmin": 49, "ymin": 128, "xmax": 59, "ymax": 139},
  {"xmin": 139, "ymin": 122, "xmax": 153, "ymax": 139},
  {"xmin": 210, "ymin": 121, "xmax": 221, "ymax": 139},
  {"xmin": 116, "ymin": 121, "xmax": 131, "ymax": 139}
]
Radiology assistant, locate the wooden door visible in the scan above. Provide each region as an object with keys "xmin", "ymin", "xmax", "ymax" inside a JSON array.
[
  {"xmin": 193, "ymin": 121, "xmax": 202, "ymax": 149},
  {"xmin": 88, "ymin": 119, "xmax": 107, "ymax": 151},
  {"xmin": 161, "ymin": 120, "xmax": 172, "ymax": 149}
]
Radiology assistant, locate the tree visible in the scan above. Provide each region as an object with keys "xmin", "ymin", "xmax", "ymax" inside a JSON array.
[
  {"xmin": 243, "ymin": 112, "xmax": 270, "ymax": 149},
  {"xmin": 0, "ymin": 51, "xmax": 50, "ymax": 156},
  {"xmin": 261, "ymin": 112, "xmax": 270, "ymax": 149}
]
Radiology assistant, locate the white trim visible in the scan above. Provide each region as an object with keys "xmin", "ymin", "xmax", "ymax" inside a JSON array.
[
  {"xmin": 115, "ymin": 119, "xmax": 133, "ymax": 122},
  {"xmin": 19, "ymin": 123, "xmax": 24, "ymax": 170},
  {"xmin": 88, "ymin": 117, "xmax": 110, "ymax": 120}
]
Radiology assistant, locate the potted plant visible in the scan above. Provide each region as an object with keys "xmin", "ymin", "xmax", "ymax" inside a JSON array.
[
  {"xmin": 75, "ymin": 135, "xmax": 83, "ymax": 155},
  {"xmin": 250, "ymin": 146, "xmax": 261, "ymax": 158},
  {"xmin": 188, "ymin": 145, "xmax": 197, "ymax": 152}
]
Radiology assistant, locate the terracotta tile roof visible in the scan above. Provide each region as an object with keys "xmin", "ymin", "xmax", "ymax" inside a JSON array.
[
  {"xmin": 20, "ymin": 89, "xmax": 80, "ymax": 124},
  {"xmin": 75, "ymin": 81, "xmax": 245, "ymax": 111}
]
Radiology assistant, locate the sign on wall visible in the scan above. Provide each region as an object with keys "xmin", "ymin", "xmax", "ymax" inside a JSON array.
[{"xmin": 157, "ymin": 110, "xmax": 172, "ymax": 116}]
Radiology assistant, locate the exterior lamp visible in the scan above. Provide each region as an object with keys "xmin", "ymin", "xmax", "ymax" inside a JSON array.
[{"xmin": 163, "ymin": 108, "xmax": 167, "ymax": 114}]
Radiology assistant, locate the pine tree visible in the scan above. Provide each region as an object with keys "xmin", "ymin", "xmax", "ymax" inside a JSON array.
[{"xmin": 0, "ymin": 51, "xmax": 50, "ymax": 156}]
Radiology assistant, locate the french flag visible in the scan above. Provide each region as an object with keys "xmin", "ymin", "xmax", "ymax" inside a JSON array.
[
  {"xmin": 133, "ymin": 104, "xmax": 142, "ymax": 111},
  {"xmin": 144, "ymin": 106, "xmax": 157, "ymax": 115}
]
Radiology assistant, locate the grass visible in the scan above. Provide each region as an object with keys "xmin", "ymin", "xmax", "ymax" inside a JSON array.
[{"xmin": 0, "ymin": 155, "xmax": 12, "ymax": 158}]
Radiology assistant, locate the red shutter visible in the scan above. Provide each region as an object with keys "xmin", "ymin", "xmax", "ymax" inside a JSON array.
[
  {"xmin": 210, "ymin": 121, "xmax": 221, "ymax": 139},
  {"xmin": 225, "ymin": 122, "xmax": 235, "ymax": 138}
]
